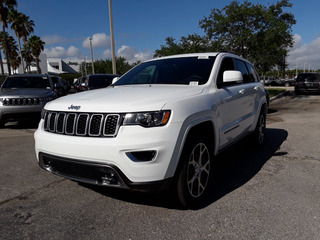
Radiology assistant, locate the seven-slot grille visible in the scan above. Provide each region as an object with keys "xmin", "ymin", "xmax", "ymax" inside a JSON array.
[
  {"xmin": 44, "ymin": 111, "xmax": 121, "ymax": 137},
  {"xmin": 2, "ymin": 97, "xmax": 42, "ymax": 106}
]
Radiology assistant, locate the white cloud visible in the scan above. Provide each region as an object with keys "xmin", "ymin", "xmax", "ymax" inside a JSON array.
[
  {"xmin": 103, "ymin": 49, "xmax": 112, "ymax": 59},
  {"xmin": 117, "ymin": 45, "xmax": 152, "ymax": 64},
  {"xmin": 82, "ymin": 33, "xmax": 111, "ymax": 48},
  {"xmin": 43, "ymin": 46, "xmax": 81, "ymax": 58},
  {"xmin": 288, "ymin": 34, "xmax": 320, "ymax": 70}
]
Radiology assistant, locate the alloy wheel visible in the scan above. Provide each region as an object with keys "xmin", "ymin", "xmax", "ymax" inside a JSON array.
[{"xmin": 186, "ymin": 143, "xmax": 210, "ymax": 198}]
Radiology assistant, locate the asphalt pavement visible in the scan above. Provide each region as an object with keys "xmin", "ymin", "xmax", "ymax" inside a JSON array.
[{"xmin": 0, "ymin": 92, "xmax": 319, "ymax": 240}]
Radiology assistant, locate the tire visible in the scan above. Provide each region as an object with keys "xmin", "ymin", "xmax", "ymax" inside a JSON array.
[
  {"xmin": 252, "ymin": 109, "xmax": 266, "ymax": 146},
  {"xmin": 176, "ymin": 135, "xmax": 213, "ymax": 208}
]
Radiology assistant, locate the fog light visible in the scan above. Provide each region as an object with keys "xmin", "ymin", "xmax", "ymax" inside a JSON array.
[{"xmin": 126, "ymin": 151, "xmax": 156, "ymax": 162}]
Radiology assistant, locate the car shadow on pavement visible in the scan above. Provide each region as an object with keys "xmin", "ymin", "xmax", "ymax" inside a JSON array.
[
  {"xmin": 81, "ymin": 128, "xmax": 288, "ymax": 210},
  {"xmin": 2, "ymin": 119, "xmax": 40, "ymax": 129},
  {"xmin": 203, "ymin": 128, "xmax": 288, "ymax": 208}
]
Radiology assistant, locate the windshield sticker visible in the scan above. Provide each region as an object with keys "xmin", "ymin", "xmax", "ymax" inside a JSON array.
[
  {"xmin": 189, "ymin": 81, "xmax": 199, "ymax": 86},
  {"xmin": 197, "ymin": 56, "xmax": 209, "ymax": 59}
]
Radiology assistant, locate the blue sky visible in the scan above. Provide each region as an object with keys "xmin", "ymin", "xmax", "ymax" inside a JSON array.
[{"xmin": 13, "ymin": 0, "xmax": 320, "ymax": 70}]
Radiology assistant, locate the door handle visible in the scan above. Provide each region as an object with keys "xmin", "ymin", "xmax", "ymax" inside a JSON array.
[
  {"xmin": 239, "ymin": 89, "xmax": 245, "ymax": 94},
  {"xmin": 254, "ymin": 86, "xmax": 259, "ymax": 91}
]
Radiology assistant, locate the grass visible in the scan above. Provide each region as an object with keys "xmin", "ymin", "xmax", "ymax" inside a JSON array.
[{"xmin": 266, "ymin": 88, "xmax": 286, "ymax": 98}]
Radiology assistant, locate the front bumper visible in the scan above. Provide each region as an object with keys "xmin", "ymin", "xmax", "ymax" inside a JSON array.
[
  {"xmin": 38, "ymin": 152, "xmax": 173, "ymax": 191},
  {"xmin": 35, "ymin": 119, "xmax": 182, "ymax": 184},
  {"xmin": 0, "ymin": 104, "xmax": 44, "ymax": 122}
]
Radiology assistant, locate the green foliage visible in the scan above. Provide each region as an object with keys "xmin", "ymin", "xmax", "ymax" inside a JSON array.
[
  {"xmin": 154, "ymin": 34, "xmax": 216, "ymax": 58},
  {"xmin": 58, "ymin": 73, "xmax": 82, "ymax": 84},
  {"xmin": 155, "ymin": 0, "xmax": 296, "ymax": 75},
  {"xmin": 26, "ymin": 35, "xmax": 45, "ymax": 73},
  {"xmin": 80, "ymin": 56, "xmax": 135, "ymax": 76},
  {"xmin": 266, "ymin": 89, "xmax": 286, "ymax": 98}
]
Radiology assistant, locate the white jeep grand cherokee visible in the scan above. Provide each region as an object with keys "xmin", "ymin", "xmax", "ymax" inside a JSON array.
[{"xmin": 35, "ymin": 52, "xmax": 267, "ymax": 208}]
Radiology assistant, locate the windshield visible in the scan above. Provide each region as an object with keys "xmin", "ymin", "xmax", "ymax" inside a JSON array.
[
  {"xmin": 2, "ymin": 76, "xmax": 52, "ymax": 89},
  {"xmin": 114, "ymin": 57, "xmax": 215, "ymax": 86}
]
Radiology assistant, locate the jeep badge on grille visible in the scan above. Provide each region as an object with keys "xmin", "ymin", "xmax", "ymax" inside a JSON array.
[{"xmin": 68, "ymin": 105, "xmax": 81, "ymax": 110}]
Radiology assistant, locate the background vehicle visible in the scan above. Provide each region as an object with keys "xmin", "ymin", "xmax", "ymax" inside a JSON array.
[
  {"xmin": 261, "ymin": 76, "xmax": 280, "ymax": 86},
  {"xmin": 295, "ymin": 72, "xmax": 320, "ymax": 94},
  {"xmin": 35, "ymin": 52, "xmax": 267, "ymax": 208},
  {"xmin": 74, "ymin": 77, "xmax": 86, "ymax": 92},
  {"xmin": 81, "ymin": 74, "xmax": 121, "ymax": 90},
  {"xmin": 0, "ymin": 74, "xmax": 56, "ymax": 127},
  {"xmin": 278, "ymin": 78, "xmax": 295, "ymax": 87},
  {"xmin": 50, "ymin": 75, "xmax": 68, "ymax": 97}
]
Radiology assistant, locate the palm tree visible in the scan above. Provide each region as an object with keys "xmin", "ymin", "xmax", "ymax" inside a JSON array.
[
  {"xmin": 27, "ymin": 35, "xmax": 45, "ymax": 73},
  {"xmin": 0, "ymin": 0, "xmax": 17, "ymax": 75},
  {"xmin": 0, "ymin": 31, "xmax": 20, "ymax": 72},
  {"xmin": 9, "ymin": 9, "xmax": 24, "ymax": 72},
  {"xmin": 22, "ymin": 44, "xmax": 33, "ymax": 72},
  {"xmin": 9, "ymin": 10, "xmax": 34, "ymax": 73}
]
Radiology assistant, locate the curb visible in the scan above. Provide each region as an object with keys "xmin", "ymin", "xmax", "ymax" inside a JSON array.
[{"xmin": 270, "ymin": 90, "xmax": 290, "ymax": 103}]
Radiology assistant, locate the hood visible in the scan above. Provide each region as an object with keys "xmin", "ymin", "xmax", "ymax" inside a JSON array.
[
  {"xmin": 0, "ymin": 88, "xmax": 54, "ymax": 97},
  {"xmin": 45, "ymin": 85, "xmax": 204, "ymax": 112}
]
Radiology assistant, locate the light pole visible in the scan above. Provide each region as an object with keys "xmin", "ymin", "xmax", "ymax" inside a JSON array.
[
  {"xmin": 89, "ymin": 37, "xmax": 95, "ymax": 74},
  {"xmin": 108, "ymin": 0, "xmax": 117, "ymax": 74},
  {"xmin": 84, "ymin": 55, "xmax": 87, "ymax": 76}
]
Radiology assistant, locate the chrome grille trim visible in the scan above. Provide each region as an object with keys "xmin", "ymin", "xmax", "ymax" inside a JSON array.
[
  {"xmin": 2, "ymin": 97, "xmax": 42, "ymax": 106},
  {"xmin": 44, "ymin": 111, "xmax": 121, "ymax": 137},
  {"xmin": 89, "ymin": 114, "xmax": 104, "ymax": 136}
]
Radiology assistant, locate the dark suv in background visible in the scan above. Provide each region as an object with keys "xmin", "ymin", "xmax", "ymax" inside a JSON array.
[
  {"xmin": 295, "ymin": 73, "xmax": 320, "ymax": 94},
  {"xmin": 81, "ymin": 74, "xmax": 120, "ymax": 90},
  {"xmin": 0, "ymin": 74, "xmax": 56, "ymax": 127}
]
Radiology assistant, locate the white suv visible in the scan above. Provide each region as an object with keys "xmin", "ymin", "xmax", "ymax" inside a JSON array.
[{"xmin": 34, "ymin": 52, "xmax": 267, "ymax": 208}]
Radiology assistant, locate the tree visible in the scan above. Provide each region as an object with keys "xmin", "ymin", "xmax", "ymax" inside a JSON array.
[
  {"xmin": 0, "ymin": 0, "xmax": 17, "ymax": 75},
  {"xmin": 199, "ymin": 0, "xmax": 296, "ymax": 75},
  {"xmin": 81, "ymin": 57, "xmax": 134, "ymax": 76},
  {"xmin": 22, "ymin": 44, "xmax": 33, "ymax": 72},
  {"xmin": 0, "ymin": 31, "xmax": 19, "ymax": 73},
  {"xmin": 154, "ymin": 34, "xmax": 216, "ymax": 58},
  {"xmin": 9, "ymin": 10, "xmax": 34, "ymax": 73},
  {"xmin": 26, "ymin": 35, "xmax": 45, "ymax": 73}
]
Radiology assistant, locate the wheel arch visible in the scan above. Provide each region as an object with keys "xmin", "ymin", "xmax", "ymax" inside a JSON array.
[{"xmin": 165, "ymin": 119, "xmax": 217, "ymax": 180}]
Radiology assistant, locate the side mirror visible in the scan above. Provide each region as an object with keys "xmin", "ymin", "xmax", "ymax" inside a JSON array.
[
  {"xmin": 223, "ymin": 70, "xmax": 243, "ymax": 83},
  {"xmin": 112, "ymin": 77, "xmax": 120, "ymax": 84}
]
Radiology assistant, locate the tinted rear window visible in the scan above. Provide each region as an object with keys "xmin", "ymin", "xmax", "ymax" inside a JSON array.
[
  {"xmin": 297, "ymin": 74, "xmax": 320, "ymax": 82},
  {"xmin": 2, "ymin": 76, "xmax": 51, "ymax": 89},
  {"xmin": 114, "ymin": 57, "xmax": 216, "ymax": 86}
]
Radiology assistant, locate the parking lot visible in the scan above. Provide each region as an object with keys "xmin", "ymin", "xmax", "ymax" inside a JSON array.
[{"xmin": 1, "ymin": 92, "xmax": 320, "ymax": 239}]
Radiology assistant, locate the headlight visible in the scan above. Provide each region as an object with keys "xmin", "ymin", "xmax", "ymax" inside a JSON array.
[{"xmin": 123, "ymin": 111, "xmax": 171, "ymax": 127}]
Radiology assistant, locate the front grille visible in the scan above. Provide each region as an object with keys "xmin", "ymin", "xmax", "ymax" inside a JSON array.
[
  {"xmin": 2, "ymin": 97, "xmax": 42, "ymax": 106},
  {"xmin": 44, "ymin": 111, "xmax": 121, "ymax": 137}
]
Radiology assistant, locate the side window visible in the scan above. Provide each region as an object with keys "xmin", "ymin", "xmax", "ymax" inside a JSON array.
[
  {"xmin": 246, "ymin": 62, "xmax": 259, "ymax": 82},
  {"xmin": 217, "ymin": 57, "xmax": 235, "ymax": 85},
  {"xmin": 234, "ymin": 59, "xmax": 250, "ymax": 83}
]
